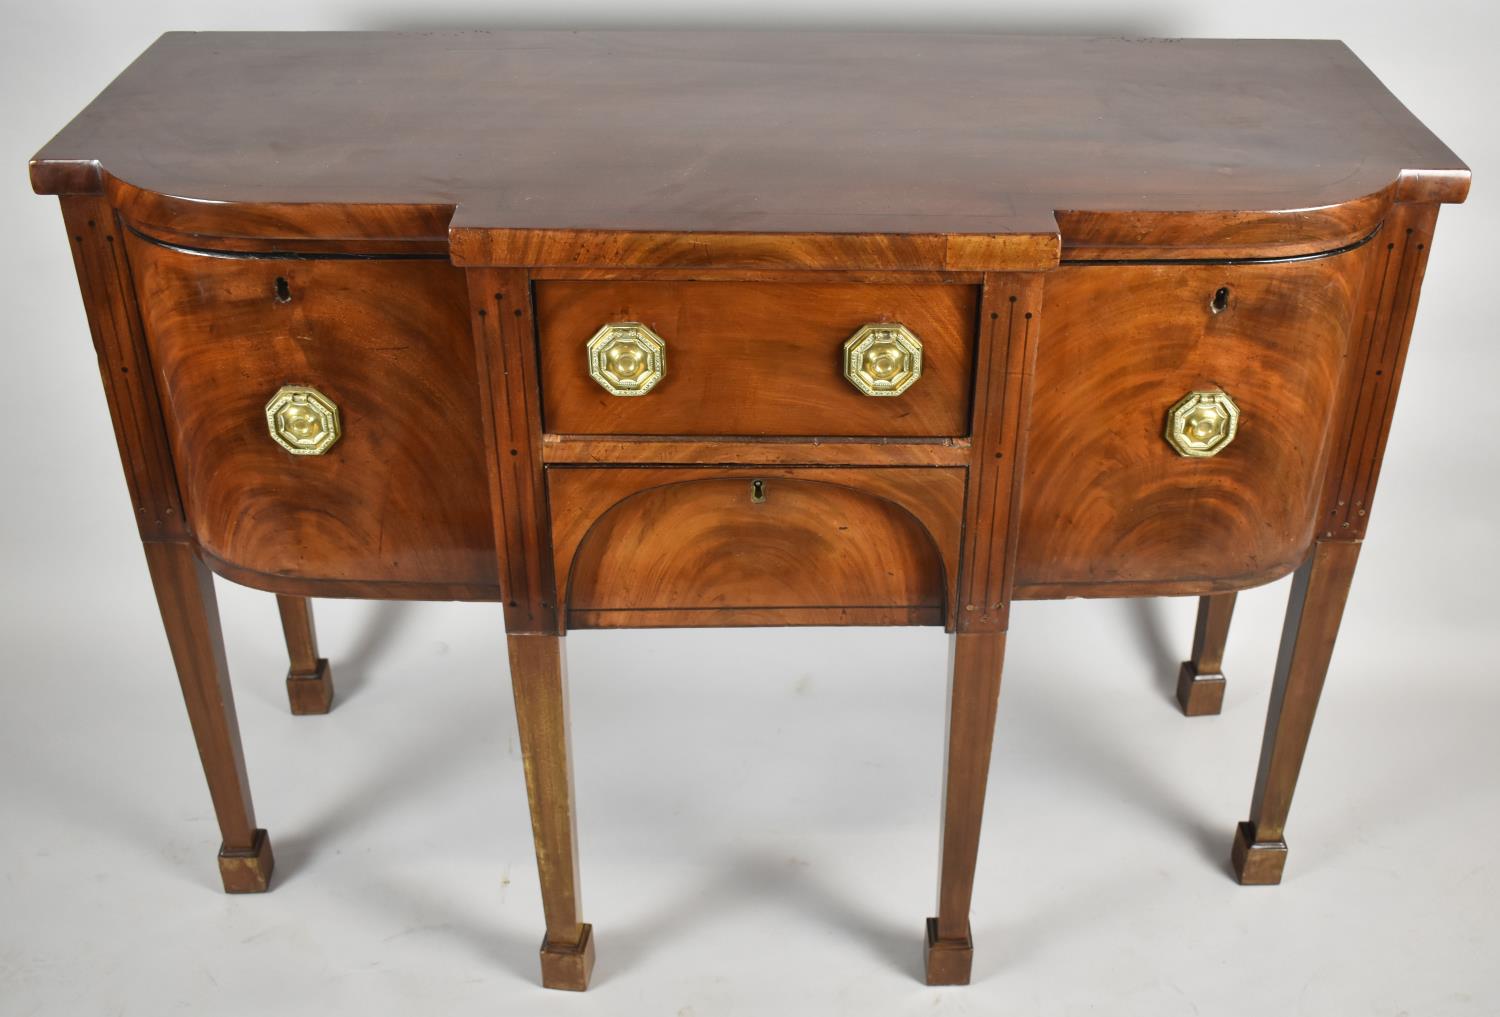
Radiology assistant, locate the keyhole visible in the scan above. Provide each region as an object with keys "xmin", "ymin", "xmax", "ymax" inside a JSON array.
[
  {"xmin": 750, "ymin": 479, "xmax": 766, "ymax": 504},
  {"xmin": 1210, "ymin": 286, "xmax": 1230, "ymax": 314},
  {"xmin": 274, "ymin": 276, "xmax": 292, "ymax": 304}
]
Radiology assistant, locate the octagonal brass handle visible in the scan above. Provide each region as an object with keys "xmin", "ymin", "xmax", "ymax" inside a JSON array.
[
  {"xmin": 843, "ymin": 323, "xmax": 923, "ymax": 397},
  {"xmin": 266, "ymin": 385, "xmax": 341, "ymax": 456},
  {"xmin": 1165, "ymin": 389, "xmax": 1240, "ymax": 458},
  {"xmin": 587, "ymin": 322, "xmax": 666, "ymax": 397}
]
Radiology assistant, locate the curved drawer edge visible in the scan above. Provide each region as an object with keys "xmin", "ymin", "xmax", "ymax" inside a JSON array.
[{"xmin": 197, "ymin": 545, "xmax": 502, "ymax": 603}]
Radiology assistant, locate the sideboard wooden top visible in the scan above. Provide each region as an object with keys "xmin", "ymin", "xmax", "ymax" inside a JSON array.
[{"xmin": 32, "ymin": 31, "xmax": 1468, "ymax": 268}]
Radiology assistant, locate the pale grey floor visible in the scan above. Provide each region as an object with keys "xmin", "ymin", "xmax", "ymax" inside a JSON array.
[{"xmin": 2, "ymin": 565, "xmax": 1496, "ymax": 1015}]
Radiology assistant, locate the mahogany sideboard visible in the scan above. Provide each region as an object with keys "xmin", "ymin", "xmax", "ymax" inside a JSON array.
[{"xmin": 31, "ymin": 31, "xmax": 1469, "ymax": 989}]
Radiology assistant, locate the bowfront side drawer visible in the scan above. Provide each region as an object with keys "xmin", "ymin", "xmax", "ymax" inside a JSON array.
[
  {"xmin": 124, "ymin": 233, "xmax": 497, "ymax": 593},
  {"xmin": 1015, "ymin": 245, "xmax": 1371, "ymax": 595},
  {"xmin": 534, "ymin": 280, "xmax": 979, "ymax": 437}
]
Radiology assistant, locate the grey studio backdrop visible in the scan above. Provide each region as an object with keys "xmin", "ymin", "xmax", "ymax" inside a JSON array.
[{"xmin": 2, "ymin": 3, "xmax": 1496, "ymax": 1015}]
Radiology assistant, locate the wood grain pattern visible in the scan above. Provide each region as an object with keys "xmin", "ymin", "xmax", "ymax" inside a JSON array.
[
  {"xmin": 547, "ymin": 467, "xmax": 966, "ymax": 630},
  {"xmin": 1055, "ymin": 194, "xmax": 1389, "ymax": 262},
  {"xmin": 33, "ymin": 33, "xmax": 1468, "ymax": 268},
  {"xmin": 531, "ymin": 267, "xmax": 984, "ymax": 284},
  {"xmin": 111, "ymin": 193, "xmax": 452, "ymax": 255},
  {"xmin": 457, "ymin": 227, "xmax": 1058, "ymax": 273},
  {"xmin": 1319, "ymin": 204, "xmax": 1441, "ymax": 540},
  {"xmin": 567, "ymin": 606, "xmax": 942, "ymax": 629},
  {"xmin": 507, "ymin": 633, "xmax": 593, "ymax": 990},
  {"xmin": 143, "ymin": 541, "xmax": 271, "ymax": 892},
  {"xmin": 31, "ymin": 32, "xmax": 1472, "ymax": 991},
  {"xmin": 124, "ymin": 233, "xmax": 498, "ymax": 590},
  {"xmin": 197, "ymin": 550, "xmax": 499, "ymax": 603},
  {"xmin": 277, "ymin": 594, "xmax": 334, "ymax": 715},
  {"xmin": 956, "ymin": 273, "xmax": 1044, "ymax": 632},
  {"xmin": 1015, "ymin": 248, "xmax": 1369, "ymax": 596},
  {"xmin": 562, "ymin": 475, "xmax": 946, "ymax": 627},
  {"xmin": 59, "ymin": 197, "xmax": 185, "ymax": 540},
  {"xmin": 467, "ymin": 270, "xmax": 559, "ymax": 633},
  {"xmin": 535, "ymin": 280, "xmax": 978, "ymax": 437},
  {"xmin": 1176, "ymin": 592, "xmax": 1236, "ymax": 717},
  {"xmin": 926, "ymin": 630, "xmax": 1006, "ymax": 985},
  {"xmin": 1234, "ymin": 540, "xmax": 1361, "ymax": 884},
  {"xmin": 541, "ymin": 435, "xmax": 970, "ymax": 467}
]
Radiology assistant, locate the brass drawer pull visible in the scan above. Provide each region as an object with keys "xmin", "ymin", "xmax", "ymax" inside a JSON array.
[
  {"xmin": 587, "ymin": 322, "xmax": 666, "ymax": 396},
  {"xmin": 1166, "ymin": 389, "xmax": 1240, "ymax": 458},
  {"xmin": 265, "ymin": 384, "xmax": 341, "ymax": 456},
  {"xmin": 843, "ymin": 323, "xmax": 923, "ymax": 397}
]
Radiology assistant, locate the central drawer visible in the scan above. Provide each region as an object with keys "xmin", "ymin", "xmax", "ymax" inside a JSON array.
[{"xmin": 534, "ymin": 280, "xmax": 979, "ymax": 437}]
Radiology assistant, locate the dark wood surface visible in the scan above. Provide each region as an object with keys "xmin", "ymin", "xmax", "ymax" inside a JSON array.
[
  {"xmin": 955, "ymin": 273, "xmax": 1043, "ymax": 633},
  {"xmin": 32, "ymin": 33, "xmax": 1467, "ymax": 268},
  {"xmin": 1234, "ymin": 540, "xmax": 1362, "ymax": 884},
  {"xmin": 535, "ymin": 280, "xmax": 978, "ymax": 436},
  {"xmin": 59, "ymin": 198, "xmax": 185, "ymax": 541},
  {"xmin": 548, "ymin": 467, "xmax": 964, "ymax": 630},
  {"xmin": 33, "ymin": 31, "xmax": 1471, "ymax": 991},
  {"xmin": 927, "ymin": 630, "xmax": 1007, "ymax": 984},
  {"xmin": 1318, "ymin": 203, "xmax": 1442, "ymax": 541},
  {"xmin": 1015, "ymin": 246, "xmax": 1368, "ymax": 596},
  {"xmin": 506, "ymin": 633, "xmax": 593, "ymax": 991},
  {"xmin": 277, "ymin": 595, "xmax": 334, "ymax": 715},
  {"xmin": 468, "ymin": 269, "xmax": 559, "ymax": 633},
  {"xmin": 143, "ymin": 541, "xmax": 271, "ymax": 893},
  {"xmin": 124, "ymin": 233, "xmax": 498, "ymax": 591},
  {"xmin": 552, "ymin": 471, "xmax": 960, "ymax": 630},
  {"xmin": 1177, "ymin": 593, "xmax": 1237, "ymax": 717}
]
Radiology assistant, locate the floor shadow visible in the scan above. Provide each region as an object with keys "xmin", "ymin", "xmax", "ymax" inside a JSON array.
[
  {"xmin": 328, "ymin": 600, "xmax": 412, "ymax": 703},
  {"xmin": 1020, "ymin": 688, "xmax": 1219, "ymax": 869},
  {"xmin": 1125, "ymin": 598, "xmax": 1183, "ymax": 705},
  {"xmin": 605, "ymin": 847, "xmax": 918, "ymax": 983}
]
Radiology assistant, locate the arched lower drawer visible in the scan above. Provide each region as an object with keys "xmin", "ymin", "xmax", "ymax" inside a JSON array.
[{"xmin": 547, "ymin": 466, "xmax": 967, "ymax": 629}]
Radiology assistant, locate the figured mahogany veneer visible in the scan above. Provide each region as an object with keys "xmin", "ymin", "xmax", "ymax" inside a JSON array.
[
  {"xmin": 1016, "ymin": 248, "xmax": 1369, "ymax": 597},
  {"xmin": 548, "ymin": 467, "xmax": 966, "ymax": 630},
  {"xmin": 124, "ymin": 234, "xmax": 497, "ymax": 597},
  {"xmin": 33, "ymin": 30, "xmax": 1468, "ymax": 994},
  {"xmin": 536, "ymin": 280, "xmax": 978, "ymax": 437}
]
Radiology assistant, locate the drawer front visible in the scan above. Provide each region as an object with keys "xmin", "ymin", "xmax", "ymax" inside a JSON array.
[
  {"xmin": 548, "ymin": 466, "xmax": 967, "ymax": 628},
  {"xmin": 535, "ymin": 281, "xmax": 978, "ymax": 437},
  {"xmin": 1015, "ymin": 246, "xmax": 1369, "ymax": 594},
  {"xmin": 126, "ymin": 234, "xmax": 497, "ymax": 592}
]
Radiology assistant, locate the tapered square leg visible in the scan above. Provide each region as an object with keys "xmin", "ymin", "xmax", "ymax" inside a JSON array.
[
  {"xmin": 510, "ymin": 634, "xmax": 594, "ymax": 990},
  {"xmin": 1233, "ymin": 542, "xmax": 1359, "ymax": 885},
  {"xmin": 924, "ymin": 917, "xmax": 974, "ymax": 985},
  {"xmin": 540, "ymin": 924, "xmax": 596, "ymax": 991},
  {"xmin": 218, "ymin": 828, "xmax": 275, "ymax": 893},
  {"xmin": 1176, "ymin": 593, "xmax": 1235, "ymax": 716},
  {"xmin": 144, "ymin": 542, "xmax": 270, "ymax": 891},
  {"xmin": 926, "ymin": 631, "xmax": 1005, "ymax": 985},
  {"xmin": 277, "ymin": 595, "xmax": 334, "ymax": 714}
]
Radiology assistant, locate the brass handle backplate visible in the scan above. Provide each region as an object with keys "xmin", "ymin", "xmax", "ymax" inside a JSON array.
[
  {"xmin": 587, "ymin": 322, "xmax": 666, "ymax": 396},
  {"xmin": 843, "ymin": 323, "xmax": 923, "ymax": 397},
  {"xmin": 266, "ymin": 384, "xmax": 341, "ymax": 456},
  {"xmin": 1165, "ymin": 389, "xmax": 1240, "ymax": 458}
]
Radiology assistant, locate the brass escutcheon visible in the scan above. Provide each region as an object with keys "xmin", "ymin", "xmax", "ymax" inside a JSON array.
[
  {"xmin": 843, "ymin": 323, "xmax": 923, "ymax": 397},
  {"xmin": 587, "ymin": 322, "xmax": 666, "ymax": 396},
  {"xmin": 1165, "ymin": 389, "xmax": 1240, "ymax": 458},
  {"xmin": 265, "ymin": 385, "xmax": 341, "ymax": 456}
]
